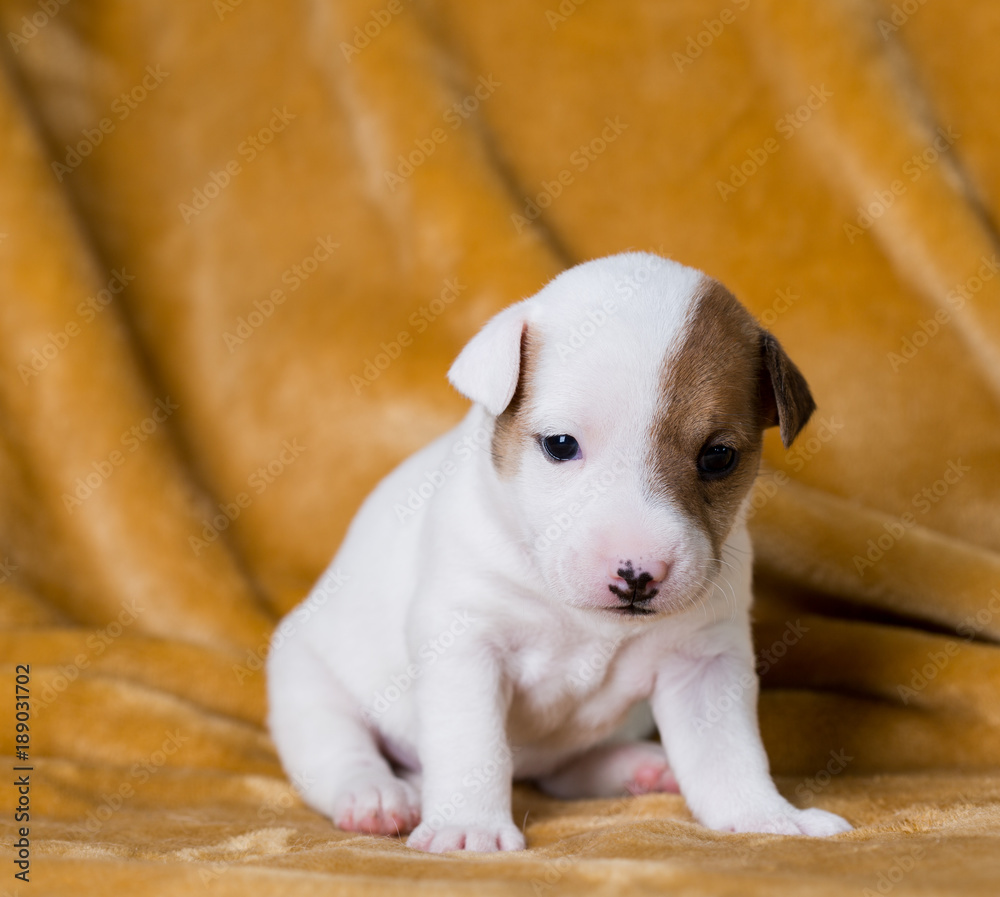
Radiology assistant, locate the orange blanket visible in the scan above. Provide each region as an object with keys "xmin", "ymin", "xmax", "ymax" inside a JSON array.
[{"xmin": 2, "ymin": 0, "xmax": 1000, "ymax": 893}]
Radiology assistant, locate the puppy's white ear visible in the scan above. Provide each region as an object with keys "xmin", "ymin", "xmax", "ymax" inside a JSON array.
[
  {"xmin": 448, "ymin": 301, "xmax": 530, "ymax": 417},
  {"xmin": 759, "ymin": 331, "xmax": 816, "ymax": 447}
]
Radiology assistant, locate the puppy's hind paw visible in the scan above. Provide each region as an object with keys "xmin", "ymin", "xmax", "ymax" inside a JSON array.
[
  {"xmin": 331, "ymin": 771, "xmax": 421, "ymax": 836},
  {"xmin": 537, "ymin": 739, "xmax": 679, "ymax": 800},
  {"xmin": 623, "ymin": 746, "xmax": 680, "ymax": 796}
]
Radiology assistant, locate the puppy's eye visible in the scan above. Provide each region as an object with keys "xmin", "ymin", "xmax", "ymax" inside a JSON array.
[
  {"xmin": 697, "ymin": 444, "xmax": 739, "ymax": 479},
  {"xmin": 540, "ymin": 434, "xmax": 581, "ymax": 462}
]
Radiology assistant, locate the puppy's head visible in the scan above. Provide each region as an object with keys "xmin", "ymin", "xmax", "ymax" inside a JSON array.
[{"xmin": 448, "ymin": 253, "xmax": 814, "ymax": 620}]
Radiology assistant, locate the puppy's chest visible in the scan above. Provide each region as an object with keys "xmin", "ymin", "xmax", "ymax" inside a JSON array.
[{"xmin": 506, "ymin": 630, "xmax": 656, "ymax": 734}]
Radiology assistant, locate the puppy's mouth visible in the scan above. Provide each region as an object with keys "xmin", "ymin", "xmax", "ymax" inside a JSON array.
[
  {"xmin": 607, "ymin": 574, "xmax": 659, "ymax": 617},
  {"xmin": 609, "ymin": 603, "xmax": 658, "ymax": 618}
]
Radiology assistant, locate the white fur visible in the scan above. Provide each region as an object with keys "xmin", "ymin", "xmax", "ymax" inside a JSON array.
[{"xmin": 267, "ymin": 253, "xmax": 851, "ymax": 852}]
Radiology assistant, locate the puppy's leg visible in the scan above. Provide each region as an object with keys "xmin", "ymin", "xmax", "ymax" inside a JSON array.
[
  {"xmin": 267, "ymin": 641, "xmax": 420, "ymax": 835},
  {"xmin": 651, "ymin": 638, "xmax": 852, "ymax": 837},
  {"xmin": 536, "ymin": 740, "xmax": 680, "ymax": 799},
  {"xmin": 406, "ymin": 650, "xmax": 525, "ymax": 853}
]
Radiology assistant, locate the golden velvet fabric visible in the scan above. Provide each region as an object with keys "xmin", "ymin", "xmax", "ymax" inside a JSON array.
[{"xmin": 2, "ymin": 0, "xmax": 1000, "ymax": 893}]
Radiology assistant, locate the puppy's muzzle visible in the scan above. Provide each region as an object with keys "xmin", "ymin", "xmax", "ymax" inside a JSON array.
[{"xmin": 607, "ymin": 560, "xmax": 667, "ymax": 616}]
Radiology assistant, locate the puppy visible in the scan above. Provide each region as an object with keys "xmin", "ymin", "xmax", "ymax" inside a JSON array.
[{"xmin": 267, "ymin": 252, "xmax": 852, "ymax": 853}]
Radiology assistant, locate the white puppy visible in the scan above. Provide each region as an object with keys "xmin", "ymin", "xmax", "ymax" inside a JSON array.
[{"xmin": 267, "ymin": 252, "xmax": 851, "ymax": 853}]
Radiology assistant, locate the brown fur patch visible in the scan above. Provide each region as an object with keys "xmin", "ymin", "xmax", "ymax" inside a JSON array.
[
  {"xmin": 648, "ymin": 278, "xmax": 771, "ymax": 556},
  {"xmin": 491, "ymin": 326, "xmax": 536, "ymax": 478}
]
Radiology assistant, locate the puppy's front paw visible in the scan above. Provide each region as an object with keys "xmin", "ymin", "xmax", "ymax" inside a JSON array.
[
  {"xmin": 331, "ymin": 771, "xmax": 421, "ymax": 836},
  {"xmin": 780, "ymin": 807, "xmax": 853, "ymax": 837},
  {"xmin": 407, "ymin": 819, "xmax": 526, "ymax": 853},
  {"xmin": 708, "ymin": 800, "xmax": 851, "ymax": 837}
]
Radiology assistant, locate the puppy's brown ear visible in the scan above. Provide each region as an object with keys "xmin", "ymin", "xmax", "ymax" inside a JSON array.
[
  {"xmin": 759, "ymin": 332, "xmax": 816, "ymax": 447},
  {"xmin": 448, "ymin": 301, "xmax": 530, "ymax": 417}
]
